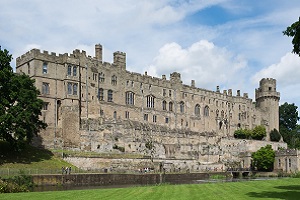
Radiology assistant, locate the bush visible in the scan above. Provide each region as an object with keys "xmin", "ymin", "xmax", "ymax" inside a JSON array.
[
  {"xmin": 234, "ymin": 129, "xmax": 252, "ymax": 139},
  {"xmin": 0, "ymin": 172, "xmax": 33, "ymax": 193},
  {"xmin": 270, "ymin": 129, "xmax": 281, "ymax": 142},
  {"xmin": 252, "ymin": 125, "xmax": 266, "ymax": 140}
]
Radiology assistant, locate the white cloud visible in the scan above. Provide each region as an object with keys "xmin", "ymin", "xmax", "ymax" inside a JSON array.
[
  {"xmin": 252, "ymin": 53, "xmax": 300, "ymax": 86},
  {"xmin": 147, "ymin": 40, "xmax": 247, "ymax": 90}
]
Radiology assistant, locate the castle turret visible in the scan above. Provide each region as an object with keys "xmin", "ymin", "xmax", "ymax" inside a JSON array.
[
  {"xmin": 113, "ymin": 51, "xmax": 126, "ymax": 70},
  {"xmin": 255, "ymin": 78, "xmax": 280, "ymax": 137}
]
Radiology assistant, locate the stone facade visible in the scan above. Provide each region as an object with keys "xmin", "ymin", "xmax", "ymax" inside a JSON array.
[
  {"xmin": 16, "ymin": 44, "xmax": 286, "ymax": 170},
  {"xmin": 274, "ymin": 149, "xmax": 300, "ymax": 173}
]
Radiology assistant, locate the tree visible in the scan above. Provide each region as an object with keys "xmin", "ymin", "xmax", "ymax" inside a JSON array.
[
  {"xmin": 283, "ymin": 17, "xmax": 300, "ymax": 57},
  {"xmin": 251, "ymin": 145, "xmax": 275, "ymax": 171},
  {"xmin": 0, "ymin": 47, "xmax": 47, "ymax": 150},
  {"xmin": 279, "ymin": 102, "xmax": 300, "ymax": 148},
  {"xmin": 270, "ymin": 129, "xmax": 281, "ymax": 142}
]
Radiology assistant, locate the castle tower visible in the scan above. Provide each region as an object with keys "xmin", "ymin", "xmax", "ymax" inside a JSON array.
[
  {"xmin": 255, "ymin": 78, "xmax": 280, "ymax": 137},
  {"xmin": 113, "ymin": 51, "xmax": 126, "ymax": 70}
]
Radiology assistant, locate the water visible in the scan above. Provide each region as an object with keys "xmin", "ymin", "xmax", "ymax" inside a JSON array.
[{"xmin": 31, "ymin": 177, "xmax": 284, "ymax": 192}]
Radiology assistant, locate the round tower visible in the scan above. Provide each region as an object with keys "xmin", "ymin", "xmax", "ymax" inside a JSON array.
[{"xmin": 255, "ymin": 78, "xmax": 280, "ymax": 138}]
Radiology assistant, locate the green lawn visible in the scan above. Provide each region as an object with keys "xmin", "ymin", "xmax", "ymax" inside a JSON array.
[{"xmin": 1, "ymin": 178, "xmax": 300, "ymax": 200}]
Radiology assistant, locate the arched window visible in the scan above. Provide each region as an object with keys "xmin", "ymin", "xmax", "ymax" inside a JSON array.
[
  {"xmin": 146, "ymin": 95, "xmax": 155, "ymax": 108},
  {"xmin": 180, "ymin": 101, "xmax": 184, "ymax": 113},
  {"xmin": 108, "ymin": 90, "xmax": 113, "ymax": 102},
  {"xmin": 169, "ymin": 102, "xmax": 173, "ymax": 111},
  {"xmin": 204, "ymin": 106, "xmax": 209, "ymax": 117},
  {"xmin": 98, "ymin": 88, "xmax": 104, "ymax": 100},
  {"xmin": 162, "ymin": 100, "xmax": 167, "ymax": 110},
  {"xmin": 111, "ymin": 75, "xmax": 117, "ymax": 85},
  {"xmin": 125, "ymin": 91, "xmax": 135, "ymax": 105},
  {"xmin": 195, "ymin": 104, "xmax": 200, "ymax": 116}
]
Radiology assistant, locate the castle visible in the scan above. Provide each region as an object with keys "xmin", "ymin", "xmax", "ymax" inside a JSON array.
[{"xmin": 16, "ymin": 44, "xmax": 286, "ymax": 171}]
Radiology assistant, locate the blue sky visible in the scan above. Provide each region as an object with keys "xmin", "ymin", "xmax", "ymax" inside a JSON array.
[{"xmin": 1, "ymin": 0, "xmax": 300, "ymax": 110}]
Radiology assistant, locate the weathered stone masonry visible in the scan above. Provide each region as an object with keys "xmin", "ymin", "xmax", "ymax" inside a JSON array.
[{"xmin": 16, "ymin": 44, "xmax": 286, "ymax": 170}]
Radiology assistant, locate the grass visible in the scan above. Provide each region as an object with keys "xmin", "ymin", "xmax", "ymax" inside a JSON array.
[
  {"xmin": 0, "ymin": 141, "xmax": 71, "ymax": 170},
  {"xmin": 0, "ymin": 178, "xmax": 300, "ymax": 199}
]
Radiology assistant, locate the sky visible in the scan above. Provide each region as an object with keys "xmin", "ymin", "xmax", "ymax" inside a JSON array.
[{"xmin": 1, "ymin": 0, "xmax": 300, "ymax": 110}]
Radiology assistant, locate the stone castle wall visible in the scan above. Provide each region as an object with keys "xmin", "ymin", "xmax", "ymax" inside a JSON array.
[{"xmin": 16, "ymin": 44, "xmax": 285, "ymax": 170}]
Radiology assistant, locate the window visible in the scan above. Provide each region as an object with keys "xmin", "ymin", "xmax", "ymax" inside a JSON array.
[
  {"xmin": 162, "ymin": 100, "xmax": 167, "ymax": 110},
  {"xmin": 169, "ymin": 90, "xmax": 172, "ymax": 97},
  {"xmin": 111, "ymin": 75, "xmax": 117, "ymax": 85},
  {"xmin": 125, "ymin": 91, "xmax": 135, "ymax": 105},
  {"xmin": 27, "ymin": 63, "xmax": 30, "ymax": 74},
  {"xmin": 146, "ymin": 95, "xmax": 155, "ymax": 108},
  {"xmin": 181, "ymin": 119, "xmax": 184, "ymax": 126},
  {"xmin": 99, "ymin": 72, "xmax": 105, "ymax": 82},
  {"xmin": 163, "ymin": 89, "xmax": 166, "ymax": 96},
  {"xmin": 125, "ymin": 111, "xmax": 130, "ymax": 119},
  {"xmin": 113, "ymin": 111, "xmax": 117, "ymax": 119},
  {"xmin": 73, "ymin": 66, "xmax": 77, "ymax": 76},
  {"xmin": 289, "ymin": 159, "xmax": 291, "ymax": 168},
  {"xmin": 67, "ymin": 65, "xmax": 77, "ymax": 76},
  {"xmin": 67, "ymin": 82, "xmax": 78, "ymax": 95},
  {"xmin": 67, "ymin": 65, "xmax": 72, "ymax": 76},
  {"xmin": 93, "ymin": 73, "xmax": 97, "ymax": 81},
  {"xmin": 195, "ymin": 104, "xmax": 200, "ymax": 116},
  {"xmin": 108, "ymin": 90, "xmax": 113, "ymax": 102},
  {"xmin": 98, "ymin": 88, "xmax": 104, "ymax": 101},
  {"xmin": 42, "ymin": 82, "xmax": 50, "ymax": 94},
  {"xmin": 216, "ymin": 110, "xmax": 219, "ymax": 117},
  {"xmin": 153, "ymin": 115, "xmax": 157, "ymax": 123},
  {"xmin": 43, "ymin": 62, "xmax": 48, "ymax": 74},
  {"xmin": 67, "ymin": 82, "xmax": 72, "ymax": 94},
  {"xmin": 169, "ymin": 102, "xmax": 173, "ymax": 111},
  {"xmin": 180, "ymin": 101, "xmax": 184, "ymax": 113},
  {"xmin": 42, "ymin": 102, "xmax": 49, "ymax": 110},
  {"xmin": 204, "ymin": 106, "xmax": 209, "ymax": 117},
  {"xmin": 73, "ymin": 83, "xmax": 78, "ymax": 95},
  {"xmin": 144, "ymin": 114, "xmax": 148, "ymax": 121},
  {"xmin": 278, "ymin": 159, "xmax": 281, "ymax": 167},
  {"xmin": 165, "ymin": 117, "xmax": 169, "ymax": 123}
]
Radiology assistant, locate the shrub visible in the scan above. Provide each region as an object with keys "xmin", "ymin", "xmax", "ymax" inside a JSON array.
[
  {"xmin": 270, "ymin": 128, "xmax": 281, "ymax": 142},
  {"xmin": 234, "ymin": 129, "xmax": 252, "ymax": 139},
  {"xmin": 252, "ymin": 125, "xmax": 266, "ymax": 140}
]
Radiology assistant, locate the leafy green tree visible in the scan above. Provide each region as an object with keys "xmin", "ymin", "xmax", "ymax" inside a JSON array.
[
  {"xmin": 0, "ymin": 47, "xmax": 47, "ymax": 150},
  {"xmin": 270, "ymin": 129, "xmax": 281, "ymax": 142},
  {"xmin": 252, "ymin": 125, "xmax": 266, "ymax": 140},
  {"xmin": 279, "ymin": 102, "xmax": 300, "ymax": 148},
  {"xmin": 251, "ymin": 145, "xmax": 275, "ymax": 171},
  {"xmin": 283, "ymin": 17, "xmax": 300, "ymax": 57}
]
